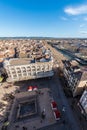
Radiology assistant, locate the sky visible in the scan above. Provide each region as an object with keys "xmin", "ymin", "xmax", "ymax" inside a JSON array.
[{"xmin": 0, "ymin": 0, "xmax": 87, "ymax": 37}]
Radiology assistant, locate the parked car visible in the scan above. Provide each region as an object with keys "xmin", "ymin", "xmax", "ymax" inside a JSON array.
[
  {"xmin": 53, "ymin": 109, "xmax": 61, "ymax": 120},
  {"xmin": 28, "ymin": 86, "xmax": 38, "ymax": 92},
  {"xmin": 51, "ymin": 101, "xmax": 57, "ymax": 110}
]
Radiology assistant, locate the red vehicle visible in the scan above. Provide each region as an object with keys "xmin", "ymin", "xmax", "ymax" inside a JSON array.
[
  {"xmin": 33, "ymin": 86, "xmax": 38, "ymax": 91},
  {"xmin": 28, "ymin": 86, "xmax": 38, "ymax": 91},
  {"xmin": 51, "ymin": 101, "xmax": 57, "ymax": 110},
  {"xmin": 53, "ymin": 109, "xmax": 61, "ymax": 120},
  {"xmin": 28, "ymin": 86, "xmax": 33, "ymax": 91}
]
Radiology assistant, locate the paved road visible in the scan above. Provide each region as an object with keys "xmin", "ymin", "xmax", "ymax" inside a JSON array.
[
  {"xmin": 12, "ymin": 43, "xmax": 82, "ymax": 130},
  {"xmin": 42, "ymin": 75, "xmax": 80, "ymax": 130},
  {"xmin": 45, "ymin": 42, "xmax": 67, "ymax": 68},
  {"xmin": 0, "ymin": 42, "xmax": 85, "ymax": 130},
  {"xmin": 52, "ymin": 74, "xmax": 80, "ymax": 130},
  {"xmin": 15, "ymin": 73, "xmax": 81, "ymax": 130}
]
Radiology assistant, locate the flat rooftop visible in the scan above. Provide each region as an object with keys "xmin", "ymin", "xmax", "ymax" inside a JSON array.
[
  {"xmin": 6, "ymin": 57, "xmax": 52, "ymax": 66},
  {"xmin": 9, "ymin": 58, "xmax": 33, "ymax": 66}
]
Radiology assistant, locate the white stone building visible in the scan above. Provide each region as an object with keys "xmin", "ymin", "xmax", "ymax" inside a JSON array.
[
  {"xmin": 63, "ymin": 60, "xmax": 87, "ymax": 97},
  {"xmin": 78, "ymin": 90, "xmax": 87, "ymax": 119},
  {"xmin": 3, "ymin": 58, "xmax": 54, "ymax": 82}
]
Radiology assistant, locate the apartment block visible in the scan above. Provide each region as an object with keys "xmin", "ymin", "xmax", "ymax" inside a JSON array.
[
  {"xmin": 78, "ymin": 90, "xmax": 87, "ymax": 119},
  {"xmin": 63, "ymin": 60, "xmax": 87, "ymax": 97}
]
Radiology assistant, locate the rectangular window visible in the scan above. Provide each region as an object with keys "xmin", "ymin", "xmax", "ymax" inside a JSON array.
[{"xmin": 37, "ymin": 66, "xmax": 40, "ymax": 71}]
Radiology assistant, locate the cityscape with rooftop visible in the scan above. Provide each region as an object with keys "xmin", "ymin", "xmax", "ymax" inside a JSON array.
[{"xmin": 0, "ymin": 0, "xmax": 87, "ymax": 130}]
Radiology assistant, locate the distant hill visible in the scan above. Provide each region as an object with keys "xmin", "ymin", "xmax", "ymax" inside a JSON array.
[{"xmin": 0, "ymin": 37, "xmax": 87, "ymax": 40}]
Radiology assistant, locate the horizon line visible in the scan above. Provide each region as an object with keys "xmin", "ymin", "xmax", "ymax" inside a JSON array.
[{"xmin": 0, "ymin": 36, "xmax": 87, "ymax": 39}]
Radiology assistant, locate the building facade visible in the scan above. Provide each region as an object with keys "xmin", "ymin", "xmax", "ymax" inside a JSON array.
[
  {"xmin": 63, "ymin": 60, "xmax": 87, "ymax": 97},
  {"xmin": 3, "ymin": 58, "xmax": 54, "ymax": 82},
  {"xmin": 78, "ymin": 90, "xmax": 87, "ymax": 119}
]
